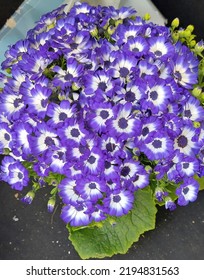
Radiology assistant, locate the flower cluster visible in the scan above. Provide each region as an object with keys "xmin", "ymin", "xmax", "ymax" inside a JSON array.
[{"xmin": 0, "ymin": 2, "xmax": 204, "ymax": 227}]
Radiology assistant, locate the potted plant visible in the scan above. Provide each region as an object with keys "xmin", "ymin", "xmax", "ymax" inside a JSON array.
[{"xmin": 0, "ymin": 0, "xmax": 204, "ymax": 259}]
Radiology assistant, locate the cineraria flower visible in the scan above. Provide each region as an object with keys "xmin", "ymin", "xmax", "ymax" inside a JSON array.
[
  {"xmin": 141, "ymin": 132, "xmax": 173, "ymax": 160},
  {"xmin": 82, "ymin": 147, "xmax": 104, "ymax": 175},
  {"xmin": 123, "ymin": 36, "xmax": 149, "ymax": 58},
  {"xmin": 87, "ymin": 102, "xmax": 114, "ymax": 133},
  {"xmin": 174, "ymin": 125, "xmax": 199, "ymax": 156},
  {"xmin": 104, "ymin": 159, "xmax": 120, "ymax": 180},
  {"xmin": 113, "ymin": 24, "xmax": 141, "ymax": 45},
  {"xmin": 120, "ymin": 159, "xmax": 142, "ymax": 181},
  {"xmin": 148, "ymin": 36, "xmax": 174, "ymax": 60},
  {"xmin": 24, "ymin": 83, "xmax": 52, "ymax": 118},
  {"xmin": 141, "ymin": 78, "xmax": 172, "ymax": 114},
  {"xmin": 12, "ymin": 122, "xmax": 33, "ymax": 159},
  {"xmin": 111, "ymin": 53, "xmax": 137, "ymax": 82},
  {"xmin": 132, "ymin": 170, "xmax": 149, "ymax": 190},
  {"xmin": 176, "ymin": 155, "xmax": 199, "ymax": 177},
  {"xmin": 58, "ymin": 178, "xmax": 82, "ymax": 204},
  {"xmin": 104, "ymin": 189, "xmax": 134, "ymax": 216},
  {"xmin": 7, "ymin": 161, "xmax": 29, "ymax": 190},
  {"xmin": 53, "ymin": 57, "xmax": 84, "ymax": 89},
  {"xmin": 176, "ymin": 178, "xmax": 199, "ymax": 206},
  {"xmin": 107, "ymin": 102, "xmax": 141, "ymax": 140},
  {"xmin": 0, "ymin": 156, "xmax": 16, "ymax": 183},
  {"xmin": 44, "ymin": 146, "xmax": 68, "ymax": 174},
  {"xmin": 172, "ymin": 46, "xmax": 198, "ymax": 89},
  {"xmin": 47, "ymin": 100, "xmax": 76, "ymax": 127},
  {"xmin": 75, "ymin": 176, "xmax": 106, "ymax": 201},
  {"xmin": 137, "ymin": 60, "xmax": 158, "ymax": 79},
  {"xmin": 0, "ymin": 91, "xmax": 25, "ymax": 121},
  {"xmin": 29, "ymin": 123, "xmax": 59, "ymax": 155},
  {"xmin": 84, "ymin": 70, "xmax": 116, "ymax": 98},
  {"xmin": 182, "ymin": 96, "xmax": 204, "ymax": 121},
  {"xmin": 60, "ymin": 203, "xmax": 91, "ymax": 227},
  {"xmin": 58, "ymin": 118, "xmax": 88, "ymax": 145},
  {"xmin": 136, "ymin": 116, "xmax": 162, "ymax": 145},
  {"xmin": 100, "ymin": 135, "xmax": 125, "ymax": 158}
]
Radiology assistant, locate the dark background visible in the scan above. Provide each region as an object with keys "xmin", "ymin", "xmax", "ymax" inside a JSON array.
[{"xmin": 0, "ymin": 0, "xmax": 204, "ymax": 260}]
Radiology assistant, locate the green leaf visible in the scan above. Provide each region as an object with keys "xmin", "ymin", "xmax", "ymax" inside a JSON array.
[
  {"xmin": 67, "ymin": 187, "xmax": 157, "ymax": 259},
  {"xmin": 194, "ymin": 175, "xmax": 204, "ymax": 191}
]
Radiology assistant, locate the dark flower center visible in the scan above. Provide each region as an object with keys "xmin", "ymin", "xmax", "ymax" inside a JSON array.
[
  {"xmin": 14, "ymin": 98, "xmax": 22, "ymax": 108},
  {"xmin": 150, "ymin": 90, "xmax": 158, "ymax": 101},
  {"xmin": 70, "ymin": 42, "xmax": 78, "ymax": 50},
  {"xmin": 105, "ymin": 161, "xmax": 112, "ymax": 169},
  {"xmin": 59, "ymin": 112, "xmax": 67, "ymax": 121},
  {"xmin": 128, "ymin": 35, "xmax": 134, "ymax": 40},
  {"xmin": 103, "ymin": 60, "xmax": 110, "ymax": 69},
  {"xmin": 100, "ymin": 110, "xmax": 109, "ymax": 119},
  {"xmin": 120, "ymin": 67, "xmax": 129, "ymax": 78},
  {"xmin": 89, "ymin": 182, "xmax": 97, "ymax": 189},
  {"xmin": 57, "ymin": 151, "xmax": 64, "ymax": 160},
  {"xmin": 41, "ymin": 99, "xmax": 47, "ymax": 108},
  {"xmin": 98, "ymin": 82, "xmax": 107, "ymax": 91},
  {"xmin": 44, "ymin": 136, "xmax": 55, "ymax": 146},
  {"xmin": 118, "ymin": 117, "xmax": 128, "ymax": 129},
  {"xmin": 174, "ymin": 71, "xmax": 182, "ymax": 81},
  {"xmin": 142, "ymin": 126, "xmax": 149, "ymax": 137},
  {"xmin": 79, "ymin": 145, "xmax": 86, "ymax": 154},
  {"xmin": 154, "ymin": 50, "xmax": 162, "ymax": 57},
  {"xmin": 121, "ymin": 166, "xmax": 130, "ymax": 177},
  {"xmin": 106, "ymin": 142, "xmax": 116, "ymax": 152},
  {"xmin": 113, "ymin": 195, "xmax": 121, "ymax": 203},
  {"xmin": 71, "ymin": 128, "xmax": 80, "ymax": 138},
  {"xmin": 177, "ymin": 135, "xmax": 188, "ymax": 148},
  {"xmin": 183, "ymin": 162, "xmax": 190, "ymax": 169},
  {"xmin": 183, "ymin": 187, "xmax": 189, "ymax": 195},
  {"xmin": 18, "ymin": 172, "xmax": 23, "ymax": 179},
  {"xmin": 88, "ymin": 155, "xmax": 96, "ymax": 164},
  {"xmin": 132, "ymin": 47, "xmax": 139, "ymax": 52},
  {"xmin": 75, "ymin": 204, "xmax": 84, "ymax": 211},
  {"xmin": 125, "ymin": 91, "xmax": 135, "ymax": 102},
  {"xmin": 4, "ymin": 133, "xmax": 11, "ymax": 141},
  {"xmin": 184, "ymin": 109, "xmax": 192, "ymax": 118},
  {"xmin": 152, "ymin": 139, "xmax": 162, "ymax": 149},
  {"xmin": 64, "ymin": 73, "xmax": 73, "ymax": 81}
]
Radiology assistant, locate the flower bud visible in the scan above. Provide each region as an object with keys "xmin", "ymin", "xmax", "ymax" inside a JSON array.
[
  {"xmin": 194, "ymin": 40, "xmax": 204, "ymax": 54},
  {"xmin": 115, "ymin": 19, "xmax": 123, "ymax": 27},
  {"xmin": 5, "ymin": 68, "xmax": 11, "ymax": 74},
  {"xmin": 189, "ymin": 40, "xmax": 196, "ymax": 48},
  {"xmin": 171, "ymin": 18, "xmax": 179, "ymax": 29},
  {"xmin": 165, "ymin": 198, "xmax": 176, "ymax": 211},
  {"xmin": 171, "ymin": 32, "xmax": 180, "ymax": 42},
  {"xmin": 193, "ymin": 121, "xmax": 200, "ymax": 128},
  {"xmin": 107, "ymin": 25, "xmax": 116, "ymax": 35},
  {"xmin": 143, "ymin": 13, "xmax": 151, "ymax": 21},
  {"xmin": 21, "ymin": 190, "xmax": 35, "ymax": 205},
  {"xmin": 90, "ymin": 26, "xmax": 98, "ymax": 38},
  {"xmin": 186, "ymin": 24, "xmax": 194, "ymax": 33},
  {"xmin": 192, "ymin": 86, "xmax": 202, "ymax": 97},
  {"xmin": 47, "ymin": 197, "xmax": 56, "ymax": 213}
]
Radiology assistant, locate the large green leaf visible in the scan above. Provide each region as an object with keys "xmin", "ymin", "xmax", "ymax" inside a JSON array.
[{"xmin": 67, "ymin": 187, "xmax": 157, "ymax": 259}]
